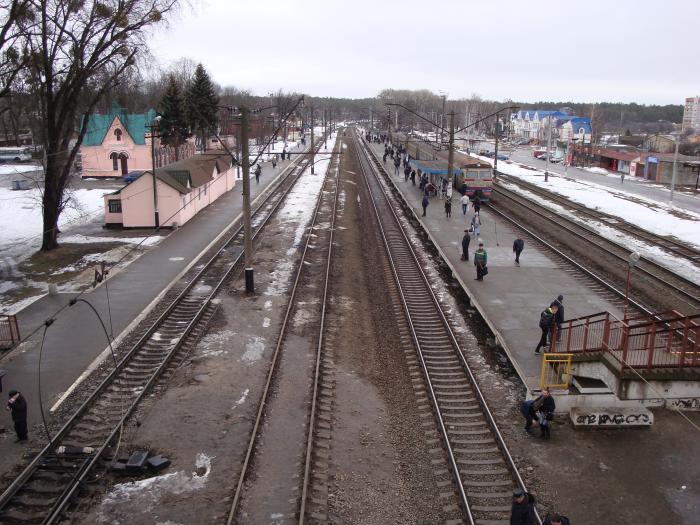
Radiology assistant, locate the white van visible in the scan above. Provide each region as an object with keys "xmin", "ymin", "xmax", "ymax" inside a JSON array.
[{"xmin": 0, "ymin": 147, "xmax": 32, "ymax": 162}]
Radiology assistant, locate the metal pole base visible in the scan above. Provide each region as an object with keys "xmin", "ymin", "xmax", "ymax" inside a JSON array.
[{"xmin": 245, "ymin": 268, "xmax": 255, "ymax": 294}]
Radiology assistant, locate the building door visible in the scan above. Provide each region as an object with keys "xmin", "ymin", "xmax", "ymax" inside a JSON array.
[{"xmin": 119, "ymin": 153, "xmax": 128, "ymax": 175}]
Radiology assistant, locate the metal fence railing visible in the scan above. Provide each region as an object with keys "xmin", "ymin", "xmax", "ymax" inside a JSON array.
[
  {"xmin": 551, "ymin": 311, "xmax": 700, "ymax": 371},
  {"xmin": 0, "ymin": 315, "xmax": 20, "ymax": 349}
]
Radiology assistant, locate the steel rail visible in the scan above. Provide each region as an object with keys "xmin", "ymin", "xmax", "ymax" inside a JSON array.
[
  {"xmin": 491, "ymin": 185, "xmax": 700, "ymax": 311},
  {"xmin": 298, "ymin": 132, "xmax": 342, "ymax": 524},
  {"xmin": 226, "ymin": 132, "xmax": 340, "ymax": 525},
  {"xmin": 355, "ymin": 129, "xmax": 541, "ymax": 525},
  {"xmin": 0, "ymin": 140, "xmax": 323, "ymax": 524},
  {"xmin": 497, "ymin": 172, "xmax": 700, "ymax": 264}
]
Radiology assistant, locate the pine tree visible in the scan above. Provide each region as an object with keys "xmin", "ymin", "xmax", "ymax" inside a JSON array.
[
  {"xmin": 185, "ymin": 63, "xmax": 219, "ymax": 151},
  {"xmin": 159, "ymin": 75, "xmax": 188, "ymax": 157}
]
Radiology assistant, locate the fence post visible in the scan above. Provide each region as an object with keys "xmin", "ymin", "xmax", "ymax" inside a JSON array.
[
  {"xmin": 582, "ymin": 317, "xmax": 590, "ymax": 351},
  {"xmin": 679, "ymin": 319, "xmax": 689, "ymax": 369},
  {"xmin": 646, "ymin": 322, "xmax": 657, "ymax": 370}
]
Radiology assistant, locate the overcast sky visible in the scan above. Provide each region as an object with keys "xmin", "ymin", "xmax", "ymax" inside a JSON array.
[{"xmin": 150, "ymin": 0, "xmax": 699, "ymax": 105}]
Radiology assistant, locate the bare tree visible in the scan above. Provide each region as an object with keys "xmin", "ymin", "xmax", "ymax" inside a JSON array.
[
  {"xmin": 0, "ymin": 0, "xmax": 34, "ymax": 99},
  {"xmin": 19, "ymin": 0, "xmax": 180, "ymax": 251}
]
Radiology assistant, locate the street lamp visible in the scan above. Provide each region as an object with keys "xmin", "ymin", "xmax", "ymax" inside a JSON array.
[{"xmin": 624, "ymin": 251, "xmax": 640, "ymax": 318}]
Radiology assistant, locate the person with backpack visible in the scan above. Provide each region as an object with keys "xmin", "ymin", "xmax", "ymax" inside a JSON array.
[
  {"xmin": 513, "ymin": 237, "xmax": 524, "ymax": 265},
  {"xmin": 510, "ymin": 488, "xmax": 536, "ymax": 525},
  {"xmin": 470, "ymin": 214, "xmax": 481, "ymax": 237},
  {"xmin": 444, "ymin": 199, "xmax": 452, "ymax": 219},
  {"xmin": 254, "ymin": 164, "xmax": 262, "ymax": 184},
  {"xmin": 474, "ymin": 241, "xmax": 487, "ymax": 281},
  {"xmin": 532, "ymin": 388, "xmax": 556, "ymax": 439},
  {"xmin": 535, "ymin": 304, "xmax": 559, "ymax": 354}
]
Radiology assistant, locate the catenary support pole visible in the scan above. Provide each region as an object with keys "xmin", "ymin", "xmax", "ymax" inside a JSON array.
[
  {"xmin": 240, "ymin": 107, "xmax": 254, "ymax": 293},
  {"xmin": 670, "ymin": 133, "xmax": 679, "ymax": 204},
  {"xmin": 447, "ymin": 111, "xmax": 455, "ymax": 199},
  {"xmin": 310, "ymin": 106, "xmax": 315, "ymax": 174}
]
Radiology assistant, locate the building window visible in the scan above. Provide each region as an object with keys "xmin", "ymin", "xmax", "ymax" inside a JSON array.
[
  {"xmin": 114, "ymin": 129, "xmax": 122, "ymax": 141},
  {"xmin": 108, "ymin": 199, "xmax": 122, "ymax": 213},
  {"xmin": 110, "ymin": 152, "xmax": 119, "ymax": 171}
]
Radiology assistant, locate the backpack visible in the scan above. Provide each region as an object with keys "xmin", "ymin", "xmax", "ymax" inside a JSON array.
[{"xmin": 539, "ymin": 309, "xmax": 552, "ymax": 329}]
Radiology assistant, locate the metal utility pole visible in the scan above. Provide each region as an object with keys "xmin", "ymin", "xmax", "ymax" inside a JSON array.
[
  {"xmin": 493, "ymin": 117, "xmax": 500, "ymax": 178},
  {"xmin": 447, "ymin": 111, "xmax": 455, "ymax": 199},
  {"xmin": 323, "ymin": 108, "xmax": 327, "ymax": 150},
  {"xmin": 544, "ymin": 115, "xmax": 553, "ymax": 182},
  {"xmin": 369, "ymin": 106, "xmax": 373, "ymax": 131},
  {"xmin": 670, "ymin": 133, "xmax": 680, "ymax": 203},
  {"xmin": 148, "ymin": 116, "xmax": 161, "ymax": 228},
  {"xmin": 240, "ymin": 107, "xmax": 254, "ymax": 293},
  {"xmin": 310, "ymin": 106, "xmax": 315, "ymax": 174}
]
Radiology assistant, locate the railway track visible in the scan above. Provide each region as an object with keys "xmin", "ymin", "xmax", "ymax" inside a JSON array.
[
  {"xmin": 490, "ymin": 183, "xmax": 700, "ymax": 314},
  {"xmin": 497, "ymin": 172, "xmax": 700, "ymax": 267},
  {"xmin": 497, "ymin": 172, "xmax": 700, "ymax": 266},
  {"xmin": 355, "ymin": 130, "xmax": 540, "ymax": 525},
  {"xmin": 0, "ymin": 138, "xmax": 326, "ymax": 525},
  {"xmin": 227, "ymin": 132, "xmax": 341, "ymax": 524}
]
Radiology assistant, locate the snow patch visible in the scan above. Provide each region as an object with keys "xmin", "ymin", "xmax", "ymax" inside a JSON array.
[{"xmin": 242, "ymin": 336, "xmax": 265, "ymax": 362}]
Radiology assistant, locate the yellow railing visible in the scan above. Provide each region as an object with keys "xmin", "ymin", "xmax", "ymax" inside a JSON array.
[{"xmin": 540, "ymin": 353, "xmax": 573, "ymax": 390}]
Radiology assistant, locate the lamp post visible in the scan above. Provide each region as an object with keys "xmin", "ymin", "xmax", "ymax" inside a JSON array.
[
  {"xmin": 624, "ymin": 251, "xmax": 640, "ymax": 319},
  {"xmin": 148, "ymin": 115, "xmax": 162, "ymax": 228}
]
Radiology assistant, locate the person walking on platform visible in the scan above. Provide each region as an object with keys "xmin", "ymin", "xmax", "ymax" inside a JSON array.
[
  {"xmin": 543, "ymin": 513, "xmax": 571, "ymax": 525},
  {"xmin": 474, "ymin": 241, "xmax": 487, "ymax": 281},
  {"xmin": 535, "ymin": 304, "xmax": 558, "ymax": 354},
  {"xmin": 472, "ymin": 195, "xmax": 482, "ymax": 216},
  {"xmin": 470, "ymin": 214, "xmax": 481, "ymax": 237},
  {"xmin": 394, "ymin": 156, "xmax": 401, "ymax": 175},
  {"xmin": 410, "ymin": 169, "xmax": 416, "ymax": 186},
  {"xmin": 383, "ymin": 152, "xmax": 388, "ymax": 164},
  {"xmin": 510, "ymin": 488, "xmax": 536, "ymax": 525},
  {"xmin": 444, "ymin": 199, "xmax": 452, "ymax": 219},
  {"xmin": 532, "ymin": 388, "xmax": 555, "ymax": 439},
  {"xmin": 254, "ymin": 164, "xmax": 261, "ymax": 184},
  {"xmin": 7, "ymin": 390, "xmax": 28, "ymax": 442},
  {"xmin": 461, "ymin": 230, "xmax": 471, "ymax": 261},
  {"xmin": 551, "ymin": 295, "xmax": 564, "ymax": 341},
  {"xmin": 460, "ymin": 193, "xmax": 470, "ymax": 215},
  {"xmin": 272, "ymin": 155, "xmax": 278, "ymax": 169},
  {"xmin": 513, "ymin": 237, "xmax": 525, "ymax": 265},
  {"xmin": 421, "ymin": 195, "xmax": 429, "ymax": 217},
  {"xmin": 404, "ymin": 166, "xmax": 411, "ymax": 182}
]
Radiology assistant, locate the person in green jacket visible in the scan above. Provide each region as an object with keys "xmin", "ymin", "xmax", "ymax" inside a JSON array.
[{"xmin": 474, "ymin": 241, "xmax": 487, "ymax": 281}]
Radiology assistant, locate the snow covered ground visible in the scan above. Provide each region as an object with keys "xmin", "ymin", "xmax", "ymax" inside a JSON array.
[
  {"xmin": 462, "ymin": 152, "xmax": 700, "ymax": 284},
  {"xmin": 467, "ymin": 152, "xmax": 700, "ymax": 249},
  {"xmin": 0, "ymin": 185, "xmax": 113, "ymax": 260}
]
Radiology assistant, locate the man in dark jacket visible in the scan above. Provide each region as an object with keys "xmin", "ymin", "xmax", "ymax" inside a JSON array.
[
  {"xmin": 421, "ymin": 195, "xmax": 429, "ymax": 217},
  {"xmin": 535, "ymin": 305, "xmax": 558, "ymax": 354},
  {"xmin": 510, "ymin": 488, "xmax": 536, "ymax": 525},
  {"xmin": 533, "ymin": 388, "xmax": 556, "ymax": 439},
  {"xmin": 543, "ymin": 513, "xmax": 571, "ymax": 525},
  {"xmin": 513, "ymin": 237, "xmax": 525, "ymax": 265},
  {"xmin": 551, "ymin": 295, "xmax": 564, "ymax": 341},
  {"xmin": 7, "ymin": 390, "xmax": 28, "ymax": 442},
  {"xmin": 461, "ymin": 230, "xmax": 471, "ymax": 261}
]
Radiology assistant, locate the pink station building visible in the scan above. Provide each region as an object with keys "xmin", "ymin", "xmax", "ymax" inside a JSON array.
[{"xmin": 103, "ymin": 152, "xmax": 237, "ymax": 229}]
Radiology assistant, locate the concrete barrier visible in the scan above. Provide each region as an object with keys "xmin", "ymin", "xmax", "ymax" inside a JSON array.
[{"xmin": 570, "ymin": 407, "xmax": 653, "ymax": 428}]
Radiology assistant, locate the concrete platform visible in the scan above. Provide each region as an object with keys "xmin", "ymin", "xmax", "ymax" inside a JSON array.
[
  {"xmin": 365, "ymin": 139, "xmax": 622, "ymax": 395},
  {"xmin": 0, "ymin": 145, "xmax": 307, "ymax": 437}
]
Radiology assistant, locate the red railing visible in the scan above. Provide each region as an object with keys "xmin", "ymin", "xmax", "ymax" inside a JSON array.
[
  {"xmin": 551, "ymin": 311, "xmax": 700, "ymax": 371},
  {"xmin": 0, "ymin": 315, "xmax": 20, "ymax": 349}
]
